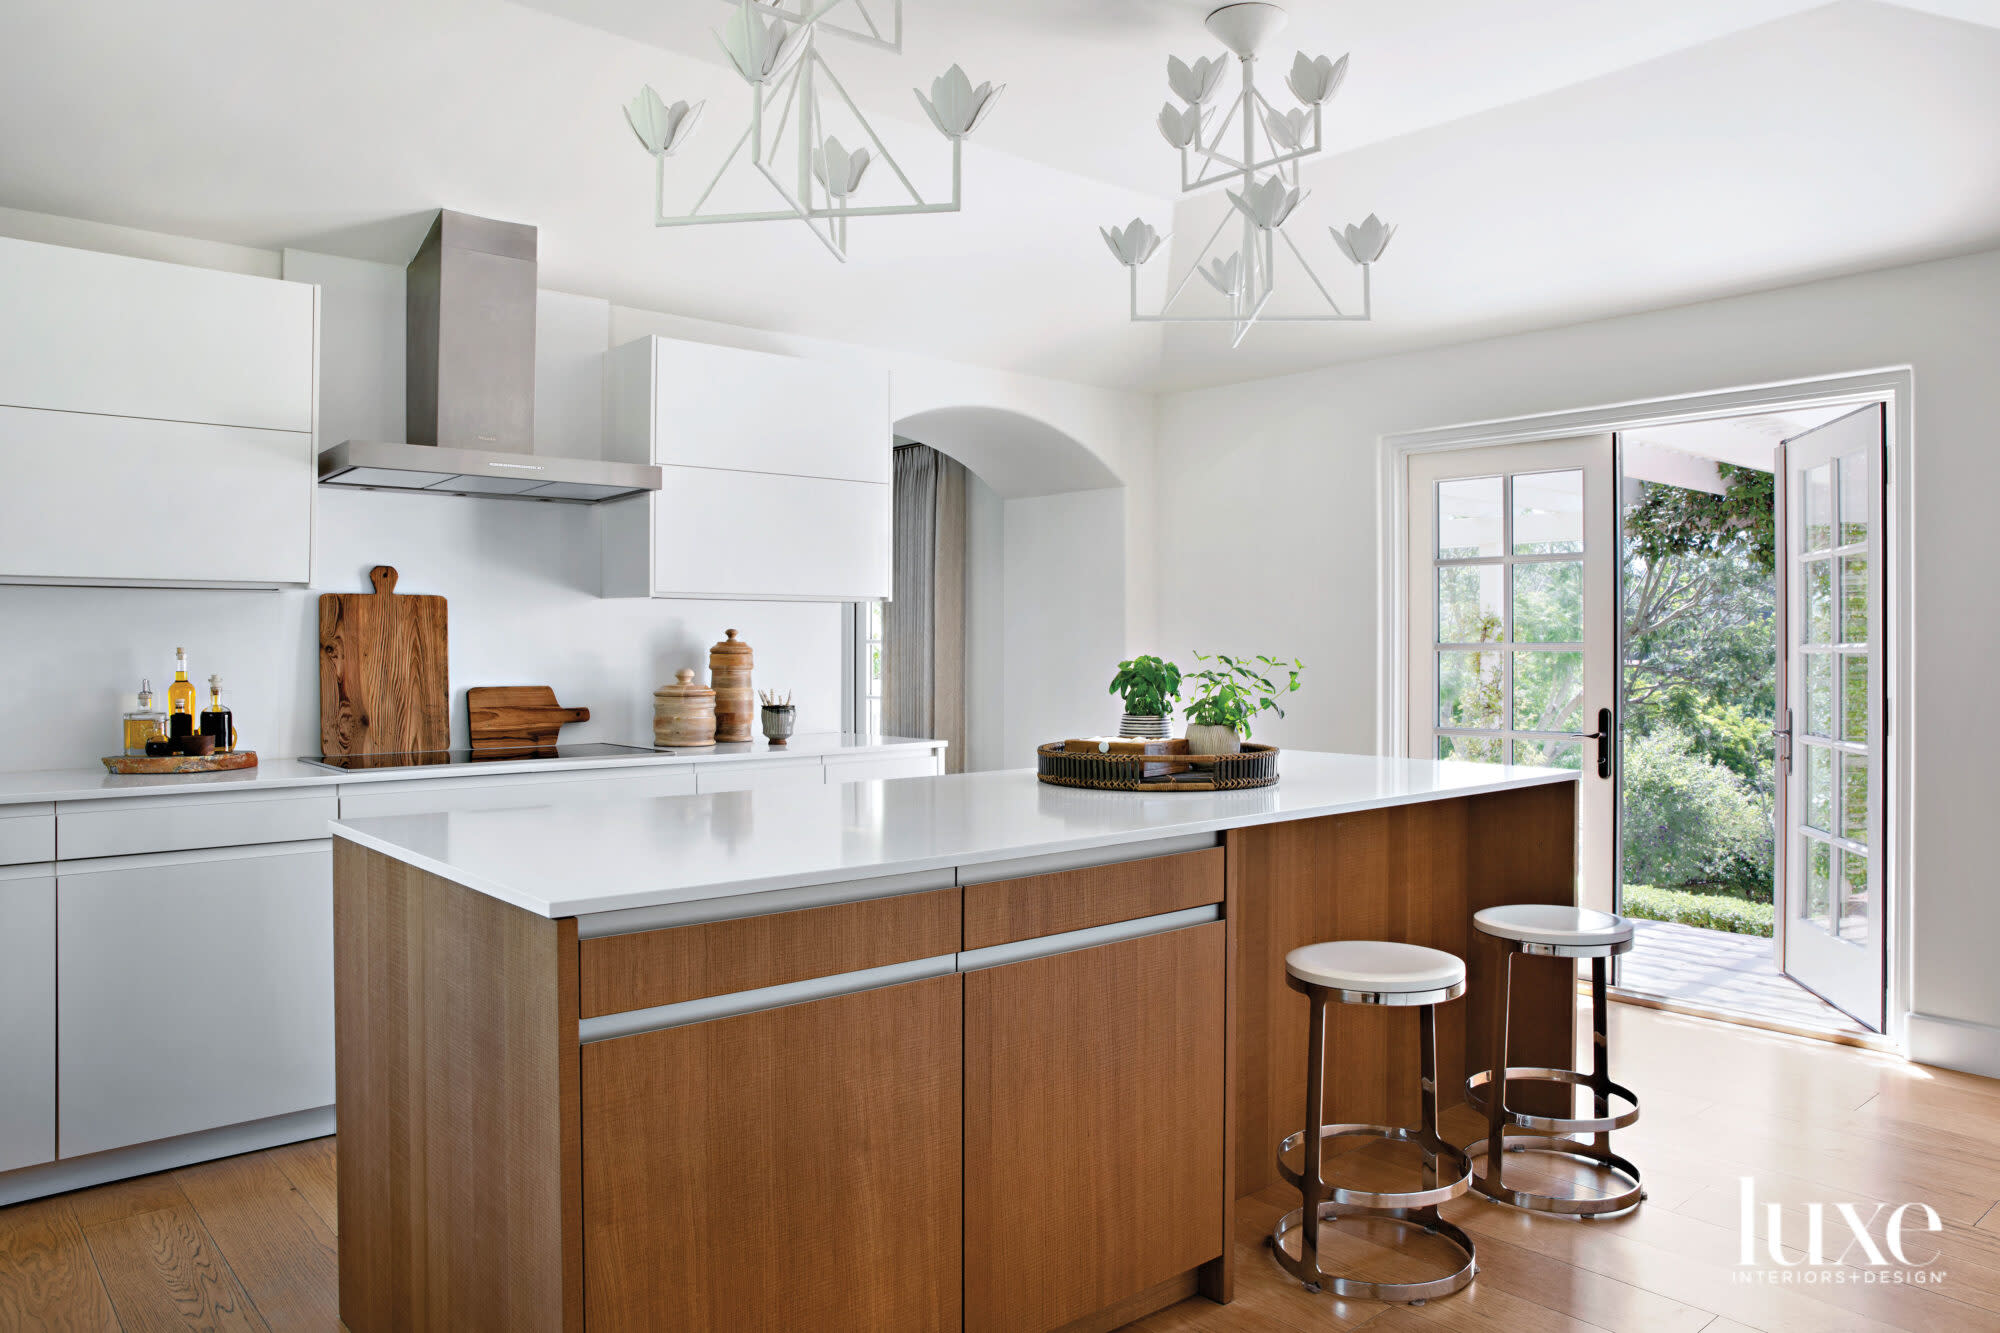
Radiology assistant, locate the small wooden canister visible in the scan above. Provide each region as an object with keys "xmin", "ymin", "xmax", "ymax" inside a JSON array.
[
  {"xmin": 653, "ymin": 669, "xmax": 717, "ymax": 748},
  {"xmin": 709, "ymin": 629, "xmax": 754, "ymax": 744}
]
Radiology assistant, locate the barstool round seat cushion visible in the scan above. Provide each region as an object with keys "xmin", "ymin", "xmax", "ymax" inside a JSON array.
[
  {"xmin": 1285, "ymin": 940, "xmax": 1466, "ymax": 994},
  {"xmin": 1473, "ymin": 904, "xmax": 1633, "ymax": 947}
]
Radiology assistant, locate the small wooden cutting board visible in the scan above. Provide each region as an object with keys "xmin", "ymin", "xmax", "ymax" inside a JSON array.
[
  {"xmin": 319, "ymin": 566, "xmax": 449, "ymax": 758},
  {"xmin": 467, "ymin": 686, "xmax": 590, "ymax": 751}
]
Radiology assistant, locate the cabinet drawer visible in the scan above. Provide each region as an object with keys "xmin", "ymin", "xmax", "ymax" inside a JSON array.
[
  {"xmin": 337, "ymin": 765, "xmax": 695, "ymax": 819},
  {"xmin": 0, "ymin": 804, "xmax": 54, "ymax": 865},
  {"xmin": 694, "ymin": 758, "xmax": 826, "ymax": 795},
  {"xmin": 962, "ymin": 847, "xmax": 1224, "ymax": 951},
  {"xmin": 824, "ymin": 751, "xmax": 942, "ymax": 784},
  {"xmin": 580, "ymin": 887, "xmax": 961, "ymax": 1017},
  {"xmin": 57, "ymin": 787, "xmax": 337, "ymax": 861}
]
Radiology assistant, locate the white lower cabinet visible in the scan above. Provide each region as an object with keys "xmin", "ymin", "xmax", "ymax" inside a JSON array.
[
  {"xmin": 696, "ymin": 759, "xmax": 830, "ymax": 795},
  {"xmin": 0, "ymin": 864, "xmax": 55, "ymax": 1173},
  {"xmin": 337, "ymin": 764, "xmax": 695, "ymax": 819},
  {"xmin": 57, "ymin": 840, "xmax": 334, "ymax": 1159},
  {"xmin": 825, "ymin": 751, "xmax": 944, "ymax": 784}
]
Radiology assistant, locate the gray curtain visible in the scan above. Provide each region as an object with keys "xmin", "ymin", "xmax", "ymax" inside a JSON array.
[{"xmin": 885, "ymin": 443, "xmax": 967, "ymax": 773}]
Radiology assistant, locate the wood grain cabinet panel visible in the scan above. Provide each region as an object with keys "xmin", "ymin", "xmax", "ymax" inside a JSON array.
[
  {"xmin": 578, "ymin": 888, "xmax": 961, "ymax": 1016},
  {"xmin": 964, "ymin": 923, "xmax": 1227, "ymax": 1333},
  {"xmin": 962, "ymin": 847, "xmax": 1223, "ymax": 950},
  {"xmin": 581, "ymin": 975, "xmax": 962, "ymax": 1332}
]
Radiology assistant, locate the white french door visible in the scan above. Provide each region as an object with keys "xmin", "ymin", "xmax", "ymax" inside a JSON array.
[
  {"xmin": 1776, "ymin": 405, "xmax": 1886, "ymax": 1031},
  {"xmin": 1407, "ymin": 437, "xmax": 1618, "ymax": 911}
]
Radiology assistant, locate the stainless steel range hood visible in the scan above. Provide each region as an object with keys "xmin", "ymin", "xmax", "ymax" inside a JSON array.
[{"xmin": 317, "ymin": 211, "xmax": 661, "ymax": 504}]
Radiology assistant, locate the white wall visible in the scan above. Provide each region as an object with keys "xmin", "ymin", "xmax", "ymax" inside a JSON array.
[
  {"xmin": 1003, "ymin": 488, "xmax": 1126, "ymax": 763},
  {"xmin": 963, "ymin": 473, "xmax": 1006, "ymax": 772},
  {"xmin": 1153, "ymin": 244, "xmax": 2000, "ymax": 1073}
]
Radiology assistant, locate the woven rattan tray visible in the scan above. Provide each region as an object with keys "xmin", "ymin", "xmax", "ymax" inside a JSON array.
[{"xmin": 1036, "ymin": 741, "xmax": 1278, "ymax": 792}]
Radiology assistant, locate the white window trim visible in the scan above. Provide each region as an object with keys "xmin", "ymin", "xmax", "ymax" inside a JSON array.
[{"xmin": 1375, "ymin": 367, "xmax": 1915, "ymax": 1053}]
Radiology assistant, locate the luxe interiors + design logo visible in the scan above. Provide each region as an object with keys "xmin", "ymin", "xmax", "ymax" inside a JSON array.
[{"xmin": 1735, "ymin": 1176, "xmax": 1947, "ymax": 1285}]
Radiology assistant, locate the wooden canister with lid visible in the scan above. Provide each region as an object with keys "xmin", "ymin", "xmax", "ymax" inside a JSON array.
[
  {"xmin": 709, "ymin": 629, "xmax": 754, "ymax": 744},
  {"xmin": 653, "ymin": 669, "xmax": 717, "ymax": 748}
]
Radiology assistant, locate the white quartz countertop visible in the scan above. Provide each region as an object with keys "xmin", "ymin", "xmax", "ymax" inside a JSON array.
[
  {"xmin": 330, "ymin": 751, "xmax": 1577, "ymax": 919},
  {"xmin": 0, "ymin": 733, "xmax": 945, "ymax": 806}
]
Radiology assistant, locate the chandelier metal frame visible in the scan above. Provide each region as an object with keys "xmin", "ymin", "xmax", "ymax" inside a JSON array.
[
  {"xmin": 1104, "ymin": 2, "xmax": 1394, "ymax": 346},
  {"xmin": 623, "ymin": 0, "xmax": 1002, "ymax": 262}
]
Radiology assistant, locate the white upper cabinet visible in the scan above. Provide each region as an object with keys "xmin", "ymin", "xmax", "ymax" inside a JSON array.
[
  {"xmin": 601, "ymin": 335, "xmax": 891, "ymax": 601},
  {"xmin": 0, "ymin": 236, "xmax": 315, "ymax": 433},
  {"xmin": 0, "ymin": 236, "xmax": 318, "ymax": 587}
]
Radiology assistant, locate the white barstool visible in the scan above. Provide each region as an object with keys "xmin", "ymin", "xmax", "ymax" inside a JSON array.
[
  {"xmin": 1270, "ymin": 940, "xmax": 1476, "ymax": 1304},
  {"xmin": 1465, "ymin": 904, "xmax": 1644, "ymax": 1217}
]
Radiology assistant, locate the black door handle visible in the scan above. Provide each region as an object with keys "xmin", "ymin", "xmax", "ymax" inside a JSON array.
[{"xmin": 1568, "ymin": 707, "xmax": 1612, "ymax": 779}]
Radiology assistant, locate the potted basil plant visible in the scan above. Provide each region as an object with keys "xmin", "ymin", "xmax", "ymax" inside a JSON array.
[
  {"xmin": 1107, "ymin": 655, "xmax": 1182, "ymax": 739},
  {"xmin": 1183, "ymin": 652, "xmax": 1305, "ymax": 755}
]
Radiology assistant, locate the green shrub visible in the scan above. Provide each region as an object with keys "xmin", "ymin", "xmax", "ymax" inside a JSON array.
[
  {"xmin": 1622, "ymin": 884, "xmax": 1773, "ymax": 937},
  {"xmin": 1620, "ymin": 726, "xmax": 1772, "ymax": 895}
]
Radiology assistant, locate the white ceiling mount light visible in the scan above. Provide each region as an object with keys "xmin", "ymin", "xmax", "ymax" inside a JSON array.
[
  {"xmin": 624, "ymin": 0, "xmax": 1002, "ymax": 262},
  {"xmin": 1103, "ymin": 2, "xmax": 1392, "ymax": 346}
]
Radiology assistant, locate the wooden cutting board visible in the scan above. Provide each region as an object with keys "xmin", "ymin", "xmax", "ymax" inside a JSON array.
[
  {"xmin": 319, "ymin": 566, "xmax": 449, "ymax": 758},
  {"xmin": 467, "ymin": 686, "xmax": 589, "ymax": 751}
]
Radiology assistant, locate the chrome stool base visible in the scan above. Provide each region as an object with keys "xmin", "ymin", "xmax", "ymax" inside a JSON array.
[
  {"xmin": 1271, "ymin": 1203, "xmax": 1477, "ymax": 1303},
  {"xmin": 1466, "ymin": 1066, "xmax": 1640, "ymax": 1134},
  {"xmin": 1464, "ymin": 1129, "xmax": 1644, "ymax": 1217}
]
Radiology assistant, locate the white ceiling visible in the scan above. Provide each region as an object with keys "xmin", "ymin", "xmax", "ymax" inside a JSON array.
[{"xmin": 2, "ymin": 0, "xmax": 1998, "ymax": 392}]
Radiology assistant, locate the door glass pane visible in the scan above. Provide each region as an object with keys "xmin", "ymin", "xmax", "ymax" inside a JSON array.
[
  {"xmin": 1840, "ymin": 851, "xmax": 1869, "ymax": 941},
  {"xmin": 1512, "ymin": 561, "xmax": 1582, "ymax": 642},
  {"xmin": 1805, "ymin": 744, "xmax": 1833, "ymax": 832},
  {"xmin": 1841, "ymin": 653, "xmax": 1868, "ymax": 743},
  {"xmin": 1805, "ymin": 652, "xmax": 1834, "ymax": 736},
  {"xmin": 1438, "ymin": 565, "xmax": 1502, "ymax": 644},
  {"xmin": 1804, "ymin": 837, "xmax": 1833, "ymax": 927},
  {"xmin": 1437, "ymin": 477, "xmax": 1502, "ymax": 558},
  {"xmin": 1804, "ymin": 463, "xmax": 1833, "ymax": 552},
  {"xmin": 1840, "ymin": 556, "xmax": 1869, "ymax": 642},
  {"xmin": 1513, "ymin": 650, "xmax": 1583, "ymax": 732},
  {"xmin": 1438, "ymin": 733, "xmax": 1504, "ymax": 763},
  {"xmin": 1841, "ymin": 751, "xmax": 1869, "ymax": 846},
  {"xmin": 1438, "ymin": 652, "xmax": 1503, "ymax": 728},
  {"xmin": 1513, "ymin": 470, "xmax": 1584, "ymax": 554},
  {"xmin": 1839, "ymin": 452, "xmax": 1868, "ymax": 546},
  {"xmin": 1805, "ymin": 559, "xmax": 1833, "ymax": 644},
  {"xmin": 1513, "ymin": 738, "xmax": 1581, "ymax": 770}
]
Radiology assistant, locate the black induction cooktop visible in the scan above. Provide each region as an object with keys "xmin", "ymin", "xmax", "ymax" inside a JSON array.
[{"xmin": 299, "ymin": 742, "xmax": 660, "ymax": 773}]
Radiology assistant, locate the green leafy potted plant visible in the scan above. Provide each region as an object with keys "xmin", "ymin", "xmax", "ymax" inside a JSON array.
[
  {"xmin": 1183, "ymin": 652, "xmax": 1304, "ymax": 755},
  {"xmin": 1107, "ymin": 655, "xmax": 1182, "ymax": 738}
]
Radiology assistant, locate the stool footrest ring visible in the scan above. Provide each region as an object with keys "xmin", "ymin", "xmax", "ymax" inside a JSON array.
[
  {"xmin": 1275, "ymin": 1122, "xmax": 1472, "ymax": 1210},
  {"xmin": 1466, "ymin": 1066, "xmax": 1641, "ymax": 1134},
  {"xmin": 1465, "ymin": 1130, "xmax": 1644, "ymax": 1217},
  {"xmin": 1269, "ymin": 1204, "xmax": 1476, "ymax": 1303}
]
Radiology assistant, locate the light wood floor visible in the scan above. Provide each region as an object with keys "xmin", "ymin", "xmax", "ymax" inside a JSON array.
[{"xmin": 3, "ymin": 1000, "xmax": 1998, "ymax": 1331}]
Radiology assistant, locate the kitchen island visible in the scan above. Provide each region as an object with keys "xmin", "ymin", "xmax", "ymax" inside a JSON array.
[{"xmin": 329, "ymin": 752, "xmax": 1579, "ymax": 1332}]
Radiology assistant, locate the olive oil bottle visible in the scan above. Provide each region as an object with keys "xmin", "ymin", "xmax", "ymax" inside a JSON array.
[{"xmin": 167, "ymin": 647, "xmax": 197, "ymax": 738}]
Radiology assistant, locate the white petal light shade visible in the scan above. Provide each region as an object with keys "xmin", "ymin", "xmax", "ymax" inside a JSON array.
[
  {"xmin": 1166, "ymin": 54, "xmax": 1229, "ymax": 106},
  {"xmin": 1262, "ymin": 106, "xmax": 1310, "ymax": 152},
  {"xmin": 624, "ymin": 86, "xmax": 704, "ymax": 157},
  {"xmin": 716, "ymin": 1, "xmax": 809, "ymax": 85},
  {"xmin": 1330, "ymin": 213, "xmax": 1396, "ymax": 265},
  {"xmin": 915, "ymin": 64, "xmax": 1004, "ymax": 139},
  {"xmin": 1286, "ymin": 52, "xmax": 1349, "ymax": 106},
  {"xmin": 1199, "ymin": 253, "xmax": 1244, "ymax": 297},
  {"xmin": 1226, "ymin": 177, "xmax": 1306, "ymax": 230},
  {"xmin": 1100, "ymin": 217, "xmax": 1165, "ymax": 267},
  {"xmin": 812, "ymin": 136, "xmax": 872, "ymax": 200},
  {"xmin": 1158, "ymin": 102, "xmax": 1203, "ymax": 150}
]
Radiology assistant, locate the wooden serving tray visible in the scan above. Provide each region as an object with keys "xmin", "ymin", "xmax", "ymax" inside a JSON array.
[
  {"xmin": 102, "ymin": 750, "xmax": 259, "ymax": 775},
  {"xmin": 1037, "ymin": 741, "xmax": 1278, "ymax": 792}
]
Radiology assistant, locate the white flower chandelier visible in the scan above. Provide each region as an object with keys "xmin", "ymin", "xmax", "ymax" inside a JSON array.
[
  {"xmin": 624, "ymin": 0, "xmax": 1002, "ymax": 262},
  {"xmin": 1103, "ymin": 2, "xmax": 1393, "ymax": 346}
]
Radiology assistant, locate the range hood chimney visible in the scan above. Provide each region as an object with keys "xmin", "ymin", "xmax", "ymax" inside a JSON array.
[{"xmin": 317, "ymin": 210, "xmax": 661, "ymax": 503}]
